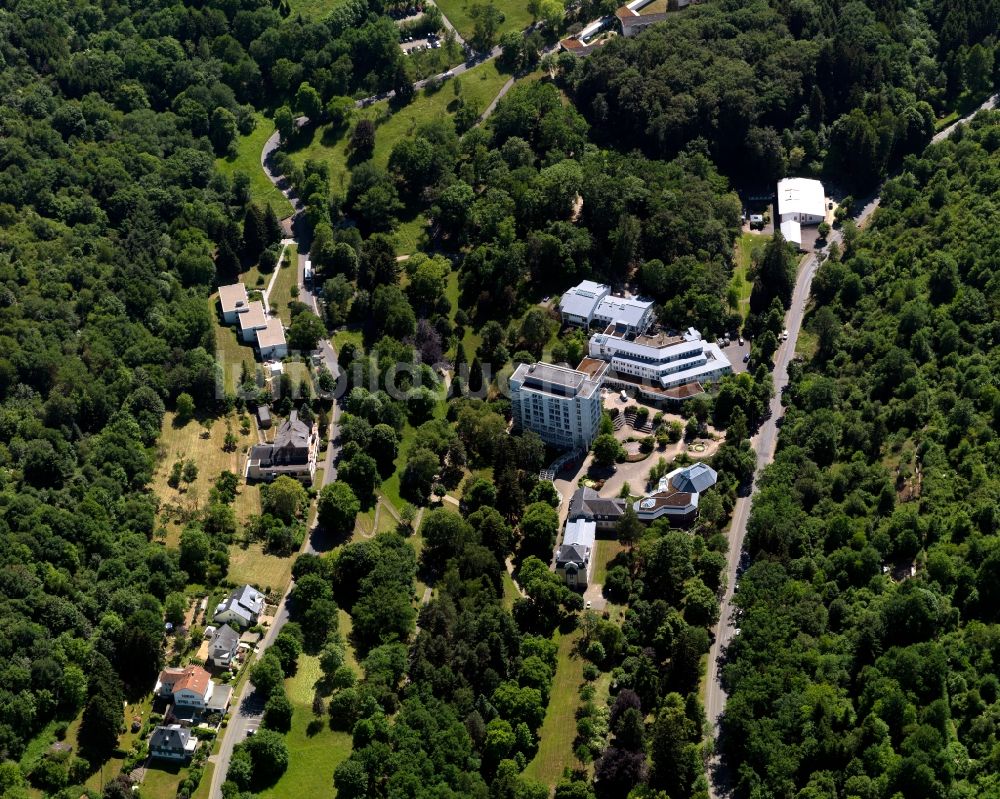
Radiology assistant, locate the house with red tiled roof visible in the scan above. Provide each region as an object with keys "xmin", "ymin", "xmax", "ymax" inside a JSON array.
[{"xmin": 156, "ymin": 665, "xmax": 212, "ymax": 708}]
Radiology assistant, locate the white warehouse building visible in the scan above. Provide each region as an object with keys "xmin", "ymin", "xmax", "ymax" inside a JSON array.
[
  {"xmin": 777, "ymin": 178, "xmax": 826, "ymax": 224},
  {"xmin": 510, "ymin": 360, "xmax": 608, "ymax": 451}
]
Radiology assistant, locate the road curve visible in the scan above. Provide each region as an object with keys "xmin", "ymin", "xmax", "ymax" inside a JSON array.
[
  {"xmin": 209, "ymin": 115, "xmax": 343, "ymax": 799},
  {"xmin": 704, "ymin": 92, "xmax": 998, "ymax": 799}
]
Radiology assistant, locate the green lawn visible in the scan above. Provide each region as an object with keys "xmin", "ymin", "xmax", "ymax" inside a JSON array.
[
  {"xmin": 142, "ymin": 761, "xmax": 189, "ymax": 799},
  {"xmin": 216, "ymin": 113, "xmax": 293, "ymax": 218},
  {"xmin": 287, "ymin": 0, "xmax": 351, "ymax": 18},
  {"xmin": 227, "ymin": 543, "xmax": 294, "ymax": 594},
  {"xmin": 332, "ymin": 328, "xmax": 364, "ymax": 355},
  {"xmin": 289, "ymin": 58, "xmax": 509, "ymax": 204},
  {"xmin": 394, "ymin": 214, "xmax": 429, "ymax": 255},
  {"xmin": 432, "ymin": 0, "xmax": 534, "ymax": 40},
  {"xmin": 257, "ymin": 654, "xmax": 354, "ymax": 799},
  {"xmin": 445, "ymin": 269, "xmax": 482, "ymax": 357},
  {"xmin": 523, "ymin": 630, "xmax": 585, "ymax": 786},
  {"xmin": 269, "ymin": 244, "xmax": 299, "ymax": 326},
  {"xmin": 731, "ymin": 232, "xmax": 764, "ymax": 324},
  {"xmin": 501, "ymin": 571, "xmax": 520, "ymax": 610},
  {"xmin": 592, "ymin": 539, "xmax": 623, "ymax": 585}
]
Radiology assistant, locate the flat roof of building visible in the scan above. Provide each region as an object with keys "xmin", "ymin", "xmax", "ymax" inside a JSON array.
[
  {"xmin": 595, "ymin": 295, "xmax": 653, "ymax": 328},
  {"xmin": 218, "ymin": 283, "xmax": 249, "ymax": 315},
  {"xmin": 576, "ymin": 357, "xmax": 610, "ymax": 378},
  {"xmin": 238, "ymin": 300, "xmax": 267, "ymax": 333},
  {"xmin": 512, "ymin": 361, "xmax": 603, "ymax": 399},
  {"xmin": 777, "ymin": 177, "xmax": 825, "ymax": 219},
  {"xmin": 256, "ymin": 318, "xmax": 286, "ymax": 349}
]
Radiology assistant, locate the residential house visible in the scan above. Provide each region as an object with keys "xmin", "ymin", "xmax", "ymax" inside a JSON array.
[
  {"xmin": 208, "ymin": 624, "xmax": 240, "ymax": 669},
  {"xmin": 256, "ymin": 317, "xmax": 288, "ymax": 360},
  {"xmin": 156, "ymin": 665, "xmax": 213, "ymax": 709},
  {"xmin": 238, "ymin": 300, "xmax": 268, "ymax": 343},
  {"xmin": 510, "ymin": 361, "xmax": 608, "ymax": 452},
  {"xmin": 246, "ymin": 411, "xmax": 318, "ymax": 483},
  {"xmin": 555, "ymin": 518, "xmax": 596, "ymax": 590},
  {"xmin": 213, "ymin": 584, "xmax": 266, "ymax": 628},
  {"xmin": 149, "ymin": 725, "xmax": 198, "ymax": 761},
  {"xmin": 218, "ymin": 283, "xmax": 250, "ymax": 324},
  {"xmin": 568, "ymin": 486, "xmax": 625, "ymax": 531}
]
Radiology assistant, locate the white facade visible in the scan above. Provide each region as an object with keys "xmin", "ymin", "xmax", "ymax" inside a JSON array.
[
  {"xmin": 218, "ymin": 283, "xmax": 250, "ymax": 325},
  {"xmin": 777, "ymin": 178, "xmax": 825, "ymax": 224},
  {"xmin": 780, "ymin": 219, "xmax": 802, "ymax": 248},
  {"xmin": 559, "ymin": 280, "xmax": 610, "ymax": 328},
  {"xmin": 238, "ymin": 301, "xmax": 268, "ymax": 343},
  {"xmin": 510, "ymin": 361, "xmax": 607, "ymax": 451},
  {"xmin": 593, "ymin": 295, "xmax": 655, "ymax": 335},
  {"xmin": 588, "ymin": 327, "xmax": 732, "ymax": 390}
]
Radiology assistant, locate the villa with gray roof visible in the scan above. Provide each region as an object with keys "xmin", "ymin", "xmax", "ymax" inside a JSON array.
[
  {"xmin": 207, "ymin": 624, "xmax": 240, "ymax": 669},
  {"xmin": 247, "ymin": 410, "xmax": 318, "ymax": 483},
  {"xmin": 213, "ymin": 584, "xmax": 265, "ymax": 628},
  {"xmin": 555, "ymin": 518, "xmax": 596, "ymax": 590},
  {"xmin": 149, "ymin": 724, "xmax": 198, "ymax": 761}
]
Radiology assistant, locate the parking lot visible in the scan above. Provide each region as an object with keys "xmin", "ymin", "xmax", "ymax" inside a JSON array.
[{"xmin": 401, "ymin": 32, "xmax": 442, "ymax": 52}]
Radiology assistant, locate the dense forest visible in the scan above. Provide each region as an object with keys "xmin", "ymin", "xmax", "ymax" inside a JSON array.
[
  {"xmin": 722, "ymin": 114, "xmax": 1000, "ymax": 798},
  {"xmin": 559, "ymin": 0, "xmax": 1000, "ymax": 189},
  {"xmin": 274, "ymin": 77, "xmax": 744, "ymax": 339},
  {"xmin": 0, "ymin": 0, "xmax": 410, "ymax": 785}
]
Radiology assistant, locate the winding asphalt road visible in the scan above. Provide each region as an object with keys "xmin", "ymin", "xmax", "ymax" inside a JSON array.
[
  {"xmin": 704, "ymin": 92, "xmax": 998, "ymax": 798},
  {"xmin": 207, "ymin": 118, "xmax": 345, "ymax": 799}
]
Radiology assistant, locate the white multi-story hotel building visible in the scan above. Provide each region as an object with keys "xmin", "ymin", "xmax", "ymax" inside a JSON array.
[
  {"xmin": 588, "ymin": 326, "xmax": 732, "ymax": 395},
  {"xmin": 510, "ymin": 360, "xmax": 609, "ymax": 451}
]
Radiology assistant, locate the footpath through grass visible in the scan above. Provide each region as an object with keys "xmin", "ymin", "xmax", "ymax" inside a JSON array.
[
  {"xmin": 269, "ymin": 243, "xmax": 299, "ymax": 326},
  {"xmin": 216, "ymin": 113, "xmax": 293, "ymax": 218},
  {"xmin": 432, "ymin": 0, "xmax": 534, "ymax": 40},
  {"xmin": 288, "ymin": 58, "xmax": 508, "ymax": 206},
  {"xmin": 523, "ymin": 629, "xmax": 585, "ymax": 786}
]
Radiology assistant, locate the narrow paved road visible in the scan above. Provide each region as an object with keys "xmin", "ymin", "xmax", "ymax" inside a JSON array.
[
  {"xmin": 210, "ymin": 120, "xmax": 344, "ymax": 799},
  {"xmin": 704, "ymin": 92, "xmax": 998, "ymax": 799}
]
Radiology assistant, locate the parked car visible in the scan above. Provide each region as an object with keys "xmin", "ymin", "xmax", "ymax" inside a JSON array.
[
  {"xmin": 781, "ymin": 328, "xmax": 788, "ymax": 341},
  {"xmin": 738, "ymin": 336, "xmax": 744, "ymax": 346},
  {"xmin": 743, "ymin": 353, "xmax": 750, "ymax": 363}
]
